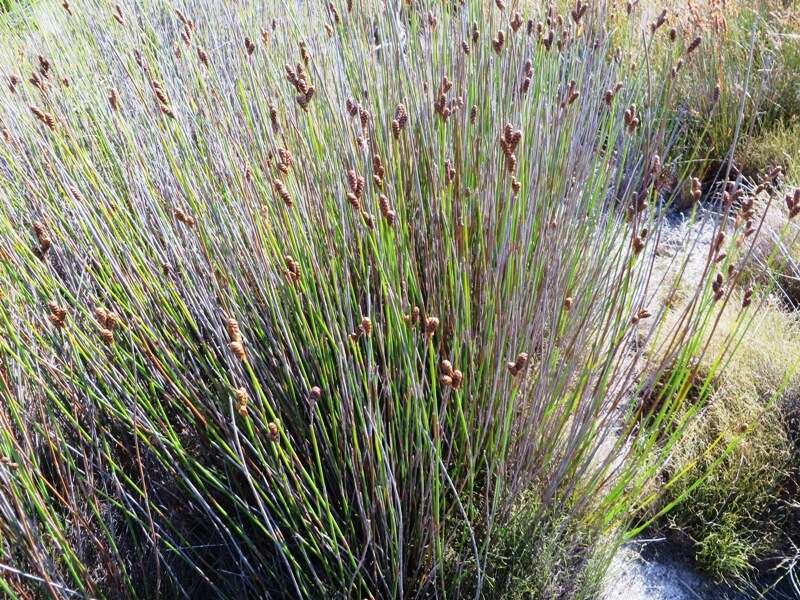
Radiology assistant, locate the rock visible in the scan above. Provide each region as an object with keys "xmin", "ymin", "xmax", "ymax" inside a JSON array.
[{"xmin": 601, "ymin": 542, "xmax": 752, "ymax": 600}]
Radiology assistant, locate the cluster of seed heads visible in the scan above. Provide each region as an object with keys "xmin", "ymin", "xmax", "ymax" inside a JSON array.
[
  {"xmin": 426, "ymin": 10, "xmax": 438, "ymax": 29},
  {"xmin": 492, "ymin": 30, "xmax": 505, "ymax": 54},
  {"xmin": 235, "ymin": 387, "xmax": 249, "ymax": 417},
  {"xmin": 267, "ymin": 421, "xmax": 280, "ymax": 442},
  {"xmin": 108, "ymin": 88, "xmax": 120, "ymax": 112},
  {"xmin": 176, "ymin": 10, "xmax": 195, "ymax": 45},
  {"xmin": 372, "ymin": 154, "xmax": 385, "ymax": 188},
  {"xmin": 632, "ymin": 227, "xmax": 649, "ymax": 254},
  {"xmin": 707, "ymin": 229, "xmax": 726, "ymax": 261},
  {"xmin": 244, "ymin": 36, "xmax": 256, "ymax": 56},
  {"xmin": 623, "ymin": 104, "xmax": 640, "ymax": 133},
  {"xmin": 650, "ymin": 9, "xmax": 668, "ymax": 34},
  {"xmin": 345, "ymin": 168, "xmax": 366, "ymax": 210},
  {"xmin": 499, "ymin": 123, "xmax": 522, "ymax": 173},
  {"xmin": 268, "ymin": 101, "xmax": 279, "ymax": 131},
  {"xmin": 30, "ymin": 106, "xmax": 56, "ymax": 130},
  {"xmin": 299, "ymin": 41, "xmax": 311, "ymax": 66},
  {"xmin": 285, "ymin": 63, "xmax": 315, "ymax": 110},
  {"xmin": 151, "ymin": 80, "xmax": 174, "ymax": 119},
  {"xmin": 349, "ymin": 316, "xmax": 372, "ymax": 342},
  {"xmin": 61, "ymin": 0, "xmax": 72, "ymax": 15},
  {"xmin": 785, "ymin": 189, "xmax": 800, "ymax": 220},
  {"xmin": 603, "ymin": 82, "xmax": 623, "ymax": 106},
  {"xmin": 29, "ymin": 70, "xmax": 49, "ymax": 96},
  {"xmin": 32, "ymin": 221, "xmax": 51, "ymax": 257},
  {"xmin": 273, "ymin": 179, "xmax": 292, "ymax": 207},
  {"xmin": 507, "ymin": 352, "xmax": 529, "ymax": 377},
  {"xmin": 735, "ymin": 196, "xmax": 756, "ymax": 238},
  {"xmin": 540, "ymin": 26, "xmax": 555, "ymax": 51},
  {"xmin": 196, "ymin": 46, "xmax": 210, "ymax": 68},
  {"xmin": 434, "ymin": 76, "xmax": 463, "ymax": 121},
  {"xmin": 720, "ymin": 181, "xmax": 744, "ymax": 210},
  {"xmin": 403, "ymin": 307, "xmax": 439, "ymax": 342},
  {"xmin": 686, "ymin": 36, "xmax": 702, "ymax": 55},
  {"xmin": 112, "ymin": 4, "xmax": 125, "ymax": 25},
  {"xmin": 670, "ymin": 57, "xmax": 685, "ymax": 79},
  {"xmin": 712, "ymin": 272, "xmax": 725, "ymax": 302},
  {"xmin": 95, "ymin": 306, "xmax": 121, "ymax": 346},
  {"xmin": 444, "ymin": 159, "xmax": 456, "ymax": 185},
  {"xmin": 404, "ymin": 306, "xmax": 421, "ymax": 325},
  {"xmin": 741, "ymin": 287, "xmax": 753, "ymax": 309},
  {"xmin": 379, "ymin": 194, "xmax": 396, "ymax": 225},
  {"xmin": 48, "ymin": 301, "xmax": 67, "ymax": 329},
  {"xmin": 520, "ymin": 59, "xmax": 534, "ymax": 95},
  {"xmin": 37, "ymin": 55, "xmax": 51, "ymax": 79},
  {"xmin": 276, "ymin": 148, "xmax": 294, "ymax": 174},
  {"xmin": 510, "ymin": 12, "xmax": 524, "ymax": 33},
  {"xmin": 227, "ymin": 317, "xmax": 247, "ymax": 361},
  {"xmin": 753, "ymin": 166, "xmax": 783, "ymax": 195},
  {"xmin": 570, "ymin": 0, "xmax": 588, "ymax": 24},
  {"xmin": 690, "ymin": 177, "xmax": 703, "ymax": 204},
  {"xmin": 174, "ymin": 208, "xmax": 196, "ymax": 227},
  {"xmin": 630, "ymin": 308, "xmax": 652, "ymax": 325},
  {"xmin": 391, "ymin": 104, "xmax": 408, "ymax": 139},
  {"xmin": 345, "ymin": 98, "xmax": 371, "ymax": 129},
  {"xmin": 424, "ymin": 316, "xmax": 439, "ymax": 342},
  {"xmin": 560, "ymin": 80, "xmax": 580, "ymax": 108},
  {"xmin": 283, "ymin": 255, "xmax": 301, "ymax": 284},
  {"xmin": 668, "ymin": 27, "xmax": 677, "ymax": 42},
  {"xmin": 439, "ymin": 360, "xmax": 464, "ymax": 390}
]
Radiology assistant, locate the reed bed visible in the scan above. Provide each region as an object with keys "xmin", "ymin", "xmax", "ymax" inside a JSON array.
[{"xmin": 0, "ymin": 0, "xmax": 788, "ymax": 597}]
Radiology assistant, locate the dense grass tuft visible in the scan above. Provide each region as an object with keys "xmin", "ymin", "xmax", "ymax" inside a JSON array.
[{"xmin": 0, "ymin": 1, "xmax": 792, "ymax": 598}]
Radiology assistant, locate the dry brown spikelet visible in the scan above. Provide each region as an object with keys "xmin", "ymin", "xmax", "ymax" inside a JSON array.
[
  {"xmin": 99, "ymin": 328, "xmax": 115, "ymax": 345},
  {"xmin": 273, "ymin": 179, "xmax": 293, "ymax": 207},
  {"xmin": 33, "ymin": 221, "xmax": 52, "ymax": 256},
  {"xmin": 196, "ymin": 46, "xmax": 210, "ymax": 67},
  {"xmin": 48, "ymin": 301, "xmax": 67, "ymax": 329},
  {"xmin": 108, "ymin": 88, "xmax": 120, "ymax": 112},
  {"xmin": 492, "ymin": 30, "xmax": 505, "ymax": 54},
  {"xmin": 229, "ymin": 340, "xmax": 247, "ymax": 361},
  {"xmin": 361, "ymin": 316, "xmax": 372, "ymax": 336},
  {"xmin": 507, "ymin": 352, "xmax": 529, "ymax": 376},
  {"xmin": 235, "ymin": 387, "xmax": 249, "ymax": 416},
  {"xmin": 267, "ymin": 421, "xmax": 280, "ymax": 442},
  {"xmin": 30, "ymin": 106, "xmax": 56, "ymax": 130},
  {"xmin": 113, "ymin": 4, "xmax": 125, "ymax": 25},
  {"xmin": 451, "ymin": 370, "xmax": 463, "ymax": 390},
  {"xmin": 424, "ymin": 316, "xmax": 439, "ymax": 341},
  {"xmin": 686, "ymin": 36, "xmax": 702, "ymax": 55}
]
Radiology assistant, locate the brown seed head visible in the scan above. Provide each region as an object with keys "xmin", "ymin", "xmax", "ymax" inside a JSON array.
[
  {"xmin": 235, "ymin": 387, "xmax": 249, "ymax": 416},
  {"xmin": 451, "ymin": 370, "xmax": 463, "ymax": 389},
  {"xmin": 361, "ymin": 316, "xmax": 372, "ymax": 336}
]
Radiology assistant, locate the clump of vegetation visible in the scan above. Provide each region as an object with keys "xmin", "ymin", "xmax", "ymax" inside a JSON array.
[
  {"xmin": 0, "ymin": 0, "xmax": 795, "ymax": 598},
  {"xmin": 648, "ymin": 282, "xmax": 800, "ymax": 589},
  {"xmin": 737, "ymin": 118, "xmax": 800, "ymax": 182}
]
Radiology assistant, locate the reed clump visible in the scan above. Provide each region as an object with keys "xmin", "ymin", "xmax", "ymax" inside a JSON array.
[{"xmin": 0, "ymin": 1, "xmax": 788, "ymax": 598}]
